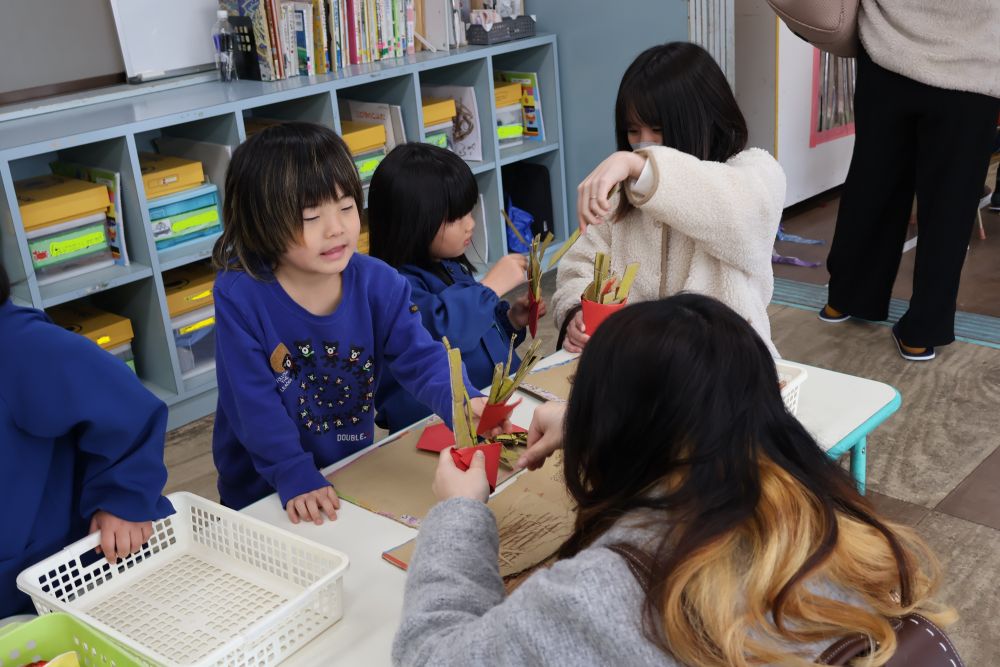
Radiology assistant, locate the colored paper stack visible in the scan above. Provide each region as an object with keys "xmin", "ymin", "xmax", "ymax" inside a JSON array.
[
  {"xmin": 15, "ymin": 174, "xmax": 115, "ymax": 285},
  {"xmin": 141, "ymin": 153, "xmax": 221, "ymax": 252}
]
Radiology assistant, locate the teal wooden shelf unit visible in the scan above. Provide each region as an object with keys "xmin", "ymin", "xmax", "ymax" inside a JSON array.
[{"xmin": 0, "ymin": 34, "xmax": 568, "ymax": 430}]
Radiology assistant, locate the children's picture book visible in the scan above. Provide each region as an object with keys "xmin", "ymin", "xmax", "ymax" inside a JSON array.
[
  {"xmin": 423, "ymin": 84, "xmax": 483, "ymax": 161},
  {"xmin": 496, "ymin": 70, "xmax": 544, "ymax": 142},
  {"xmin": 49, "ymin": 161, "xmax": 130, "ymax": 268}
]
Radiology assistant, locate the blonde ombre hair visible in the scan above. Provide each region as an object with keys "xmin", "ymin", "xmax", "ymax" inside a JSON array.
[
  {"xmin": 559, "ymin": 295, "xmax": 952, "ymax": 666},
  {"xmin": 655, "ymin": 459, "xmax": 951, "ymax": 666}
]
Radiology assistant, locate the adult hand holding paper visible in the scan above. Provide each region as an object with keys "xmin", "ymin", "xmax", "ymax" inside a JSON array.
[
  {"xmin": 517, "ymin": 401, "xmax": 566, "ymax": 470},
  {"xmin": 433, "ymin": 447, "xmax": 490, "ymax": 503}
]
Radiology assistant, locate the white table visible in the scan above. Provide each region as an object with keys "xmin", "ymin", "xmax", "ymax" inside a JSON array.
[{"xmin": 243, "ymin": 351, "xmax": 900, "ymax": 666}]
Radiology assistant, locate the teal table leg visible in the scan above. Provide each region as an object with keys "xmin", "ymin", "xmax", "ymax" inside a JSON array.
[{"xmin": 851, "ymin": 436, "xmax": 867, "ymax": 495}]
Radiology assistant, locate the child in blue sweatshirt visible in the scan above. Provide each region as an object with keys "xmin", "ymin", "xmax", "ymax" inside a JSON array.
[
  {"xmin": 0, "ymin": 263, "xmax": 173, "ymax": 618},
  {"xmin": 211, "ymin": 123, "xmax": 491, "ymax": 522},
  {"xmin": 367, "ymin": 143, "xmax": 546, "ymax": 432}
]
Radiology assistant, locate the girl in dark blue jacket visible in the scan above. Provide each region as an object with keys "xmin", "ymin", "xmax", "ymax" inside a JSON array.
[
  {"xmin": 369, "ymin": 144, "xmax": 546, "ymax": 432},
  {"xmin": 0, "ymin": 263, "xmax": 173, "ymax": 617}
]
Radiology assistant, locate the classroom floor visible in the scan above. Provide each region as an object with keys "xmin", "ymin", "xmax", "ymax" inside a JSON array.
[
  {"xmin": 165, "ymin": 265, "xmax": 1000, "ymax": 665},
  {"xmin": 773, "ymin": 158, "xmax": 1000, "ymax": 318}
]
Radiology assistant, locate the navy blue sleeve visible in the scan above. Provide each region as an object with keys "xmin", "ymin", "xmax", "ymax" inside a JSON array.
[
  {"xmin": 404, "ymin": 273, "xmax": 502, "ymax": 351},
  {"xmin": 214, "ymin": 286, "xmax": 329, "ymax": 507},
  {"xmin": 4, "ymin": 319, "xmax": 173, "ymax": 524},
  {"xmin": 378, "ymin": 273, "xmax": 481, "ymax": 428},
  {"xmin": 494, "ymin": 300, "xmax": 526, "ymax": 348}
]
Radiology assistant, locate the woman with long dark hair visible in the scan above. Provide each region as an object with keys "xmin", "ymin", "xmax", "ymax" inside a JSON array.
[{"xmin": 393, "ymin": 294, "xmax": 951, "ymax": 666}]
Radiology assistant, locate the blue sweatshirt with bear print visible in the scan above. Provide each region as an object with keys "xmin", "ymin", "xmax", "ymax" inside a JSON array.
[{"xmin": 212, "ymin": 253, "xmax": 476, "ymax": 510}]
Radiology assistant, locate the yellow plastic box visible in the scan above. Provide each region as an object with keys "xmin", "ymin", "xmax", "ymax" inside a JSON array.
[
  {"xmin": 48, "ymin": 302, "xmax": 137, "ymax": 372},
  {"xmin": 14, "ymin": 174, "xmax": 109, "ymax": 232},
  {"xmin": 138, "ymin": 152, "xmax": 205, "ymax": 199}
]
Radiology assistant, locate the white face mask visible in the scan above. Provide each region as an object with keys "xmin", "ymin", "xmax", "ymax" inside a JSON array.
[{"xmin": 630, "ymin": 141, "xmax": 659, "ymax": 150}]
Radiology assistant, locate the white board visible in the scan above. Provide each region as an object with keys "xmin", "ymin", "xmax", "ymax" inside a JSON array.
[{"xmin": 109, "ymin": 0, "xmax": 219, "ymax": 82}]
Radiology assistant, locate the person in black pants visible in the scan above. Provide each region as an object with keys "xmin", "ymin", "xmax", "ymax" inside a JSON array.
[{"xmin": 821, "ymin": 48, "xmax": 1000, "ymax": 361}]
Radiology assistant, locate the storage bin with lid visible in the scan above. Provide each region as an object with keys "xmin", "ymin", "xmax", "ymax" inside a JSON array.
[
  {"xmin": 47, "ymin": 302, "xmax": 137, "ymax": 372},
  {"xmin": 164, "ymin": 263, "xmax": 217, "ymax": 379},
  {"xmin": 26, "ymin": 212, "xmax": 115, "ymax": 285}
]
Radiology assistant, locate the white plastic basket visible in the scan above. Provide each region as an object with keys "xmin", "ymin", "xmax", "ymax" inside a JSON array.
[
  {"xmin": 17, "ymin": 493, "xmax": 348, "ymax": 667},
  {"xmin": 777, "ymin": 361, "xmax": 808, "ymax": 416}
]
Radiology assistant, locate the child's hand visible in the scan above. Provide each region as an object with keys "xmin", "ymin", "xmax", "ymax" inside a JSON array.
[
  {"xmin": 563, "ymin": 310, "xmax": 590, "ymax": 353},
  {"xmin": 481, "ymin": 253, "xmax": 528, "ymax": 297},
  {"xmin": 518, "ymin": 401, "xmax": 567, "ymax": 470},
  {"xmin": 577, "ymin": 151, "xmax": 647, "ymax": 232},
  {"xmin": 89, "ymin": 511, "xmax": 153, "ymax": 564},
  {"xmin": 509, "ymin": 293, "xmax": 547, "ymax": 330},
  {"xmin": 469, "ymin": 395, "xmax": 511, "ymax": 437},
  {"xmin": 286, "ymin": 485, "xmax": 341, "ymax": 525},
  {"xmin": 433, "ymin": 448, "xmax": 490, "ymax": 503}
]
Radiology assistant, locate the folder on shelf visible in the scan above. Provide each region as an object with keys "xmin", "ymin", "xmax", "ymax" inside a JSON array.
[
  {"xmin": 421, "ymin": 96, "xmax": 457, "ymax": 128},
  {"xmin": 340, "ymin": 120, "xmax": 387, "ymax": 155},
  {"xmin": 151, "ymin": 206, "xmax": 222, "ymax": 250},
  {"xmin": 138, "ymin": 153, "xmax": 206, "ymax": 199},
  {"xmin": 14, "ymin": 175, "xmax": 110, "ymax": 232},
  {"xmin": 164, "ymin": 262, "xmax": 217, "ymax": 318}
]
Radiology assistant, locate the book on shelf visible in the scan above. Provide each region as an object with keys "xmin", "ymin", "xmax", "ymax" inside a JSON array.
[
  {"xmin": 233, "ymin": 0, "xmax": 420, "ymax": 79},
  {"xmin": 496, "ymin": 71, "xmax": 545, "ymax": 142},
  {"xmin": 341, "ymin": 99, "xmax": 407, "ymax": 151},
  {"xmin": 423, "ymin": 84, "xmax": 482, "ymax": 161},
  {"xmin": 313, "ymin": 0, "xmax": 329, "ymax": 73},
  {"xmin": 49, "ymin": 161, "xmax": 130, "ymax": 268}
]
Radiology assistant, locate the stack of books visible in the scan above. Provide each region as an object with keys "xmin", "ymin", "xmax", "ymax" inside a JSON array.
[
  {"xmin": 48, "ymin": 302, "xmax": 137, "ymax": 372},
  {"xmin": 422, "ymin": 96, "xmax": 457, "ymax": 150},
  {"xmin": 140, "ymin": 153, "xmax": 222, "ymax": 252},
  {"xmin": 15, "ymin": 174, "xmax": 115, "ymax": 285},
  {"xmin": 342, "ymin": 120, "xmax": 387, "ymax": 184}
]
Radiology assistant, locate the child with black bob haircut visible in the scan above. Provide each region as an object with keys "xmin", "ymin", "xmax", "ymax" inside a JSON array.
[
  {"xmin": 211, "ymin": 123, "xmax": 491, "ymax": 522},
  {"xmin": 368, "ymin": 143, "xmax": 544, "ymax": 432}
]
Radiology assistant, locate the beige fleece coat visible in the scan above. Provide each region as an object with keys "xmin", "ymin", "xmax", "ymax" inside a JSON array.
[
  {"xmin": 552, "ymin": 146, "xmax": 786, "ymax": 356},
  {"xmin": 860, "ymin": 0, "xmax": 1000, "ymax": 98}
]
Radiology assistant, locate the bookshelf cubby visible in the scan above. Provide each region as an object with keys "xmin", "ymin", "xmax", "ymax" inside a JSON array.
[{"xmin": 0, "ymin": 33, "xmax": 567, "ymax": 429}]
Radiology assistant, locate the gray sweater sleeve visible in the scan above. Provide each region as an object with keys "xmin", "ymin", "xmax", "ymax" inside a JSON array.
[{"xmin": 392, "ymin": 498, "xmax": 679, "ymax": 667}]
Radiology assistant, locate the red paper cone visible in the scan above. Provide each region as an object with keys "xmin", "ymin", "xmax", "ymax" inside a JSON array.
[
  {"xmin": 581, "ymin": 298, "xmax": 627, "ymax": 335},
  {"xmin": 451, "ymin": 442, "xmax": 502, "ymax": 490},
  {"xmin": 528, "ymin": 291, "xmax": 540, "ymax": 337},
  {"xmin": 476, "ymin": 398, "xmax": 522, "ymax": 435}
]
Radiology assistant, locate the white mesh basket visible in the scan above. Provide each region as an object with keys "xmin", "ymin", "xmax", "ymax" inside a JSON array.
[
  {"xmin": 777, "ymin": 361, "xmax": 808, "ymax": 416},
  {"xmin": 17, "ymin": 492, "xmax": 348, "ymax": 667}
]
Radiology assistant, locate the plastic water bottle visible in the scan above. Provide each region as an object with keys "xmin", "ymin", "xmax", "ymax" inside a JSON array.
[{"xmin": 212, "ymin": 10, "xmax": 237, "ymax": 82}]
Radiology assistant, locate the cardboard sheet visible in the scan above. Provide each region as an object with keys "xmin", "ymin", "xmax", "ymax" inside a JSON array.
[
  {"xmin": 519, "ymin": 358, "xmax": 578, "ymax": 402},
  {"xmin": 328, "ymin": 420, "xmax": 519, "ymax": 528},
  {"xmin": 381, "ymin": 453, "xmax": 575, "ymax": 585}
]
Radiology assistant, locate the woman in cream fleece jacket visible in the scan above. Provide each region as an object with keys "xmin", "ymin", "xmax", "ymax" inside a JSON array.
[{"xmin": 552, "ymin": 42, "xmax": 786, "ymax": 356}]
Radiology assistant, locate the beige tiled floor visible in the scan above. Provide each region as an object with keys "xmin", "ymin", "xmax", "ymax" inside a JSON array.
[{"xmin": 166, "ymin": 265, "xmax": 1000, "ymax": 664}]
